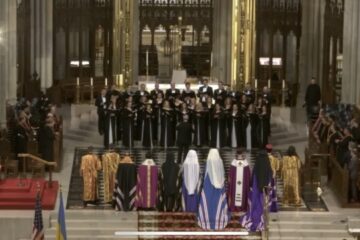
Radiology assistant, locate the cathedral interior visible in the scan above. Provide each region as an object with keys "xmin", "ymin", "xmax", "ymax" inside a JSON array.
[{"xmin": 0, "ymin": 0, "xmax": 360, "ymax": 239}]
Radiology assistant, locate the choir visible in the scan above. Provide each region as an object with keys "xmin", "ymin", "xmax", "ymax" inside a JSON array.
[{"xmin": 96, "ymin": 81, "xmax": 272, "ymax": 152}]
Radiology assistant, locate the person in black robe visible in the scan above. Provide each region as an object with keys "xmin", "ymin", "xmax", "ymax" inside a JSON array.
[
  {"xmin": 150, "ymin": 81, "xmax": 164, "ymax": 102},
  {"xmin": 134, "ymin": 83, "xmax": 150, "ymax": 106},
  {"xmin": 152, "ymin": 92, "xmax": 163, "ymax": 144},
  {"xmin": 198, "ymin": 79, "xmax": 213, "ymax": 106},
  {"xmin": 193, "ymin": 103, "xmax": 207, "ymax": 146},
  {"xmin": 214, "ymin": 81, "xmax": 227, "ymax": 106},
  {"xmin": 141, "ymin": 104, "xmax": 154, "ymax": 148},
  {"xmin": 135, "ymin": 96, "xmax": 148, "ymax": 141},
  {"xmin": 122, "ymin": 101, "xmax": 135, "ymax": 148},
  {"xmin": 176, "ymin": 114, "xmax": 193, "ymax": 163},
  {"xmin": 223, "ymin": 98, "xmax": 233, "ymax": 146},
  {"xmin": 243, "ymin": 83, "xmax": 255, "ymax": 105},
  {"xmin": 246, "ymin": 104, "xmax": 259, "ymax": 149},
  {"xmin": 95, "ymin": 89, "xmax": 107, "ymax": 135},
  {"xmin": 304, "ymin": 78, "xmax": 321, "ymax": 121},
  {"xmin": 257, "ymin": 105, "xmax": 270, "ymax": 148},
  {"xmin": 228, "ymin": 87, "xmax": 241, "ymax": 105},
  {"xmin": 159, "ymin": 152, "xmax": 182, "ymax": 211},
  {"xmin": 204, "ymin": 97, "xmax": 214, "ymax": 144},
  {"xmin": 160, "ymin": 100, "xmax": 175, "ymax": 148},
  {"xmin": 104, "ymin": 96, "xmax": 121, "ymax": 148},
  {"xmin": 182, "ymin": 82, "xmax": 196, "ymax": 105},
  {"xmin": 122, "ymin": 86, "xmax": 134, "ymax": 106},
  {"xmin": 336, "ymin": 128, "xmax": 354, "ymax": 167},
  {"xmin": 165, "ymin": 82, "xmax": 180, "ymax": 107},
  {"xmin": 210, "ymin": 104, "xmax": 226, "ymax": 148},
  {"xmin": 229, "ymin": 104, "xmax": 241, "ymax": 148},
  {"xmin": 14, "ymin": 117, "xmax": 28, "ymax": 168},
  {"xmin": 238, "ymin": 104, "xmax": 248, "ymax": 148},
  {"xmin": 106, "ymin": 84, "xmax": 120, "ymax": 103},
  {"xmin": 38, "ymin": 119, "xmax": 55, "ymax": 162}
]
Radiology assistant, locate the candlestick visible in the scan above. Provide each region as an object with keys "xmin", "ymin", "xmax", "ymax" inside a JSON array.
[
  {"xmin": 146, "ymin": 50, "xmax": 149, "ymax": 66},
  {"xmin": 210, "ymin": 52, "xmax": 213, "ymax": 68},
  {"xmin": 282, "ymin": 79, "xmax": 285, "ymax": 89},
  {"xmin": 120, "ymin": 74, "xmax": 123, "ymax": 86},
  {"xmin": 76, "ymin": 77, "xmax": 80, "ymax": 86},
  {"xmin": 255, "ymin": 78, "xmax": 258, "ymax": 89},
  {"xmin": 90, "ymin": 77, "xmax": 93, "ymax": 86},
  {"xmin": 105, "ymin": 77, "xmax": 108, "ymax": 86},
  {"xmin": 267, "ymin": 79, "xmax": 271, "ymax": 89}
]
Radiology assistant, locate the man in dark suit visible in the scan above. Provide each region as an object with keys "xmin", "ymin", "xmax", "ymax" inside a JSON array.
[
  {"xmin": 198, "ymin": 78, "xmax": 213, "ymax": 105},
  {"xmin": 134, "ymin": 83, "xmax": 149, "ymax": 106},
  {"xmin": 304, "ymin": 77, "xmax": 321, "ymax": 121},
  {"xmin": 150, "ymin": 81, "xmax": 164, "ymax": 101},
  {"xmin": 165, "ymin": 82, "xmax": 180, "ymax": 106},
  {"xmin": 95, "ymin": 89, "xmax": 107, "ymax": 135},
  {"xmin": 176, "ymin": 115, "xmax": 193, "ymax": 163},
  {"xmin": 243, "ymin": 83, "xmax": 255, "ymax": 104},
  {"xmin": 214, "ymin": 81, "xmax": 227, "ymax": 106},
  {"xmin": 181, "ymin": 82, "xmax": 196, "ymax": 104},
  {"xmin": 38, "ymin": 118, "xmax": 55, "ymax": 162}
]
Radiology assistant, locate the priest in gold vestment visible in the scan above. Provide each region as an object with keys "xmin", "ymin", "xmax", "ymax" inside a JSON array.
[
  {"xmin": 80, "ymin": 152, "xmax": 102, "ymax": 203},
  {"xmin": 102, "ymin": 150, "xmax": 121, "ymax": 203},
  {"xmin": 282, "ymin": 146, "xmax": 301, "ymax": 205}
]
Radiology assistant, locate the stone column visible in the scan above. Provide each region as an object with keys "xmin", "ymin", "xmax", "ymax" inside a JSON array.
[
  {"xmin": 131, "ymin": 0, "xmax": 139, "ymax": 84},
  {"xmin": 342, "ymin": 0, "xmax": 360, "ymax": 104},
  {"xmin": 298, "ymin": 0, "xmax": 326, "ymax": 106},
  {"xmin": 0, "ymin": 0, "xmax": 17, "ymax": 128}
]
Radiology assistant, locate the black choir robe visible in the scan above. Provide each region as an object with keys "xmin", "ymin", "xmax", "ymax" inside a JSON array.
[
  {"xmin": 210, "ymin": 111, "xmax": 226, "ymax": 148},
  {"xmin": 229, "ymin": 112, "xmax": 241, "ymax": 148},
  {"xmin": 203, "ymin": 103, "xmax": 214, "ymax": 144},
  {"xmin": 104, "ymin": 104, "xmax": 121, "ymax": 148},
  {"xmin": 238, "ymin": 111, "xmax": 248, "ymax": 148},
  {"xmin": 150, "ymin": 89, "xmax": 164, "ymax": 101},
  {"xmin": 257, "ymin": 114, "xmax": 270, "ymax": 148},
  {"xmin": 214, "ymin": 88, "xmax": 227, "ymax": 106},
  {"xmin": 193, "ymin": 111, "xmax": 207, "ymax": 146},
  {"xmin": 95, "ymin": 95, "xmax": 107, "ymax": 135},
  {"xmin": 141, "ymin": 109, "xmax": 154, "ymax": 147},
  {"xmin": 228, "ymin": 90, "xmax": 241, "ymax": 105},
  {"xmin": 38, "ymin": 125, "xmax": 55, "ymax": 161},
  {"xmin": 248, "ymin": 113, "xmax": 259, "ymax": 148},
  {"xmin": 134, "ymin": 90, "xmax": 150, "ymax": 105},
  {"xmin": 181, "ymin": 90, "xmax": 196, "ymax": 104},
  {"xmin": 165, "ymin": 89, "xmax": 180, "ymax": 106},
  {"xmin": 223, "ymin": 107, "xmax": 232, "ymax": 146},
  {"xmin": 197, "ymin": 86, "xmax": 213, "ymax": 104},
  {"xmin": 113, "ymin": 163, "xmax": 137, "ymax": 211},
  {"xmin": 160, "ymin": 109, "xmax": 175, "ymax": 147},
  {"xmin": 122, "ymin": 108, "xmax": 135, "ymax": 148},
  {"xmin": 152, "ymin": 101, "xmax": 163, "ymax": 142}
]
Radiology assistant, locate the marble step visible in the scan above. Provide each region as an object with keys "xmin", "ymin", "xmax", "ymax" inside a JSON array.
[
  {"xmin": 44, "ymin": 235, "xmax": 137, "ymax": 240},
  {"xmin": 268, "ymin": 229, "xmax": 352, "ymax": 239}
]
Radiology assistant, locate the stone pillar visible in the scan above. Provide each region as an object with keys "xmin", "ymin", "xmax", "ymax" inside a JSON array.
[
  {"xmin": 298, "ymin": 0, "xmax": 326, "ymax": 106},
  {"xmin": 212, "ymin": 0, "xmax": 232, "ymax": 84},
  {"xmin": 0, "ymin": 0, "xmax": 17, "ymax": 128},
  {"xmin": 342, "ymin": 0, "xmax": 360, "ymax": 104},
  {"xmin": 31, "ymin": 0, "xmax": 53, "ymax": 91},
  {"xmin": 131, "ymin": 0, "xmax": 139, "ymax": 85}
]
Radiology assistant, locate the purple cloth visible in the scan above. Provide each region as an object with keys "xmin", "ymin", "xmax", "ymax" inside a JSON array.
[
  {"xmin": 136, "ymin": 165, "xmax": 159, "ymax": 208},
  {"xmin": 240, "ymin": 177, "xmax": 267, "ymax": 232},
  {"xmin": 181, "ymin": 181, "xmax": 200, "ymax": 212},
  {"xmin": 269, "ymin": 178, "xmax": 278, "ymax": 212},
  {"xmin": 227, "ymin": 165, "xmax": 251, "ymax": 212}
]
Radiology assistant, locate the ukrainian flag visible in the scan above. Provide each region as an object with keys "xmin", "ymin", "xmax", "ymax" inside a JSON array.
[{"xmin": 56, "ymin": 190, "xmax": 67, "ymax": 240}]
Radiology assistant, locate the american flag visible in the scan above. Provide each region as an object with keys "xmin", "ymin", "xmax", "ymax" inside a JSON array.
[{"xmin": 31, "ymin": 192, "xmax": 44, "ymax": 240}]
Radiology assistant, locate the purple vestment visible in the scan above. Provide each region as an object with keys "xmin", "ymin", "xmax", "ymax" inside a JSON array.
[
  {"xmin": 269, "ymin": 178, "xmax": 278, "ymax": 212},
  {"xmin": 136, "ymin": 165, "xmax": 159, "ymax": 209},
  {"xmin": 227, "ymin": 164, "xmax": 251, "ymax": 212}
]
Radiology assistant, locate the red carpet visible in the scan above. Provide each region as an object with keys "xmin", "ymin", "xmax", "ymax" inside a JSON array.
[{"xmin": 0, "ymin": 178, "xmax": 59, "ymax": 210}]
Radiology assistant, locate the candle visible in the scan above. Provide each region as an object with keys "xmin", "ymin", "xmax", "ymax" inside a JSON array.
[
  {"xmin": 120, "ymin": 74, "xmax": 123, "ymax": 86},
  {"xmin": 267, "ymin": 79, "xmax": 271, "ymax": 89},
  {"xmin": 255, "ymin": 78, "xmax": 258, "ymax": 89},
  {"xmin": 210, "ymin": 52, "xmax": 213, "ymax": 68},
  {"xmin": 146, "ymin": 50, "xmax": 149, "ymax": 66},
  {"xmin": 282, "ymin": 79, "xmax": 285, "ymax": 89},
  {"xmin": 105, "ymin": 77, "xmax": 108, "ymax": 86},
  {"xmin": 76, "ymin": 77, "xmax": 79, "ymax": 86},
  {"xmin": 90, "ymin": 77, "xmax": 93, "ymax": 86}
]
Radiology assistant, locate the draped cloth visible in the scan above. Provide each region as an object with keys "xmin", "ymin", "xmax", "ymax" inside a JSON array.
[
  {"xmin": 102, "ymin": 152, "xmax": 121, "ymax": 203},
  {"xmin": 197, "ymin": 149, "xmax": 230, "ymax": 230},
  {"xmin": 282, "ymin": 156, "xmax": 301, "ymax": 205},
  {"xmin": 80, "ymin": 154, "xmax": 102, "ymax": 202},
  {"xmin": 227, "ymin": 159, "xmax": 251, "ymax": 212},
  {"xmin": 113, "ymin": 162, "xmax": 137, "ymax": 211},
  {"xmin": 182, "ymin": 150, "xmax": 201, "ymax": 212},
  {"xmin": 136, "ymin": 160, "xmax": 159, "ymax": 209}
]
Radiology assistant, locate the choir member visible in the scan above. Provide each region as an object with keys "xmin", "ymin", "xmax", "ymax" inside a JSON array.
[
  {"xmin": 176, "ymin": 114, "xmax": 193, "ymax": 163},
  {"xmin": 106, "ymin": 84, "xmax": 120, "ymax": 103},
  {"xmin": 182, "ymin": 150, "xmax": 201, "ymax": 212},
  {"xmin": 38, "ymin": 118, "xmax": 55, "ymax": 162},
  {"xmin": 122, "ymin": 101, "xmax": 135, "ymax": 148},
  {"xmin": 80, "ymin": 148, "xmax": 102, "ymax": 206},
  {"xmin": 204, "ymin": 97, "xmax": 214, "ymax": 144},
  {"xmin": 350, "ymin": 118, "xmax": 360, "ymax": 144},
  {"xmin": 159, "ymin": 153, "xmax": 182, "ymax": 211},
  {"xmin": 243, "ymin": 83, "xmax": 255, "ymax": 104},
  {"xmin": 210, "ymin": 104, "xmax": 226, "ymax": 148},
  {"xmin": 15, "ymin": 116, "xmax": 29, "ymax": 162},
  {"xmin": 281, "ymin": 146, "xmax": 301, "ymax": 205},
  {"xmin": 193, "ymin": 103, "xmax": 207, "ymax": 147},
  {"xmin": 95, "ymin": 89, "xmax": 107, "ymax": 135},
  {"xmin": 304, "ymin": 78, "xmax": 321, "ymax": 121},
  {"xmin": 136, "ymin": 154, "xmax": 159, "ymax": 209},
  {"xmin": 141, "ymin": 104, "xmax": 154, "ymax": 148},
  {"xmin": 104, "ymin": 96, "xmax": 121, "ymax": 148},
  {"xmin": 197, "ymin": 149, "xmax": 229, "ymax": 230},
  {"xmin": 198, "ymin": 79, "xmax": 213, "ymax": 105},
  {"xmin": 214, "ymin": 81, "xmax": 227, "ymax": 106},
  {"xmin": 262, "ymin": 86, "xmax": 272, "ymax": 125},
  {"xmin": 240, "ymin": 150, "xmax": 273, "ymax": 232},
  {"xmin": 122, "ymin": 85, "xmax": 134, "ymax": 105},
  {"xmin": 113, "ymin": 154, "xmax": 137, "ymax": 211},
  {"xmin": 336, "ymin": 127, "xmax": 354, "ymax": 167},
  {"xmin": 181, "ymin": 82, "xmax": 196, "ymax": 105},
  {"xmin": 227, "ymin": 150, "xmax": 251, "ymax": 212},
  {"xmin": 102, "ymin": 148, "xmax": 121, "ymax": 203},
  {"xmin": 223, "ymin": 98, "xmax": 233, "ymax": 146},
  {"xmin": 266, "ymin": 144, "xmax": 280, "ymax": 211},
  {"xmin": 153, "ymin": 92, "xmax": 164, "ymax": 144},
  {"xmin": 229, "ymin": 104, "xmax": 241, "ymax": 148},
  {"xmin": 228, "ymin": 87, "xmax": 241, "ymax": 105},
  {"xmin": 150, "ymin": 81, "xmax": 164, "ymax": 101},
  {"xmin": 239, "ymin": 94, "xmax": 249, "ymax": 113},
  {"xmin": 245, "ymin": 104, "xmax": 259, "ymax": 150},
  {"xmin": 257, "ymin": 105, "xmax": 270, "ymax": 147},
  {"xmin": 165, "ymin": 82, "xmax": 180, "ymax": 106},
  {"xmin": 48, "ymin": 105, "xmax": 62, "ymax": 132},
  {"xmin": 134, "ymin": 83, "xmax": 150, "ymax": 106},
  {"xmin": 160, "ymin": 100, "xmax": 175, "ymax": 148}
]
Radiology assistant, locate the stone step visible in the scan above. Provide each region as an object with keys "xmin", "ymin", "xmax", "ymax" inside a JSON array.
[
  {"xmin": 269, "ymin": 136, "xmax": 308, "ymax": 145},
  {"xmin": 268, "ymin": 229, "xmax": 352, "ymax": 239}
]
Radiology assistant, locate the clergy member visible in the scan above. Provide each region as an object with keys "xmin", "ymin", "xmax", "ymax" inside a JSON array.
[
  {"xmin": 102, "ymin": 147, "xmax": 121, "ymax": 203},
  {"xmin": 281, "ymin": 146, "xmax": 301, "ymax": 205},
  {"xmin": 182, "ymin": 150, "xmax": 201, "ymax": 212}
]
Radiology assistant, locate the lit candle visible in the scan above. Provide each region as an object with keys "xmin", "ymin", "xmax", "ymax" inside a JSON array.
[
  {"xmin": 105, "ymin": 77, "xmax": 108, "ymax": 86},
  {"xmin": 76, "ymin": 77, "xmax": 79, "ymax": 86},
  {"xmin": 255, "ymin": 78, "xmax": 258, "ymax": 89},
  {"xmin": 120, "ymin": 74, "xmax": 123, "ymax": 86},
  {"xmin": 90, "ymin": 77, "xmax": 93, "ymax": 86},
  {"xmin": 146, "ymin": 50, "xmax": 149, "ymax": 66},
  {"xmin": 267, "ymin": 79, "xmax": 271, "ymax": 89},
  {"xmin": 282, "ymin": 79, "xmax": 285, "ymax": 89}
]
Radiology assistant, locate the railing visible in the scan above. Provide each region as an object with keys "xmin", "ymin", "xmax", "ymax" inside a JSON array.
[{"xmin": 17, "ymin": 153, "xmax": 57, "ymax": 188}]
